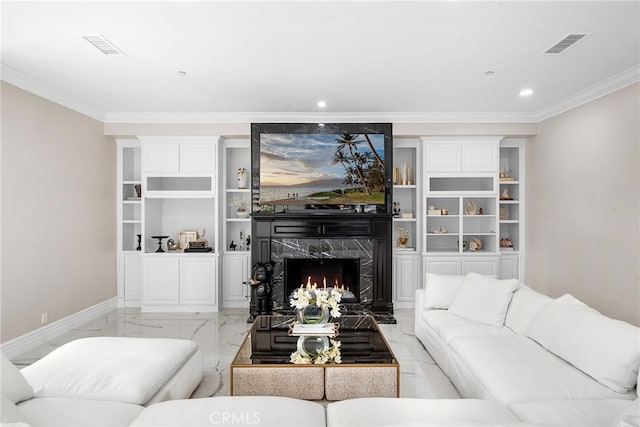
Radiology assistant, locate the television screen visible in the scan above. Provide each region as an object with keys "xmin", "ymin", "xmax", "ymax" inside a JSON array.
[{"xmin": 251, "ymin": 123, "xmax": 392, "ymax": 212}]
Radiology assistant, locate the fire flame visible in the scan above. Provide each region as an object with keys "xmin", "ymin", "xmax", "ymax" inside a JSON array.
[{"xmin": 299, "ymin": 274, "xmax": 349, "ymax": 292}]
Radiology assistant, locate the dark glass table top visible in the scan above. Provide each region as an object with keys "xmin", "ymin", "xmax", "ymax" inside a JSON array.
[{"xmin": 233, "ymin": 315, "xmax": 397, "ymax": 365}]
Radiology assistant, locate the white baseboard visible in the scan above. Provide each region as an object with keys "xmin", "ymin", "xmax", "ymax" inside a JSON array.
[
  {"xmin": 1, "ymin": 297, "xmax": 117, "ymax": 360},
  {"xmin": 393, "ymin": 301, "xmax": 416, "ymax": 309}
]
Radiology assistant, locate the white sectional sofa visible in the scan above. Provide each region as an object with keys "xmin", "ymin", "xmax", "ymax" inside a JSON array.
[
  {"xmin": 413, "ymin": 272, "xmax": 640, "ymax": 427},
  {"xmin": 3, "ymin": 281, "xmax": 639, "ymax": 427}
]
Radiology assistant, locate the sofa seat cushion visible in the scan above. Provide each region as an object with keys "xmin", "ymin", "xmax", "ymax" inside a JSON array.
[
  {"xmin": 509, "ymin": 399, "xmax": 634, "ymax": 427},
  {"xmin": 130, "ymin": 396, "xmax": 326, "ymax": 427},
  {"xmin": 326, "ymin": 397, "xmax": 521, "ymax": 427},
  {"xmin": 448, "ymin": 334, "xmax": 634, "ymax": 405},
  {"xmin": 1, "ymin": 394, "xmax": 31, "ymax": 426},
  {"xmin": 421, "ymin": 309, "xmax": 513, "ymax": 345},
  {"xmin": 18, "ymin": 397, "xmax": 143, "ymax": 427},
  {"xmin": 21, "ymin": 337, "xmax": 198, "ymax": 405}
]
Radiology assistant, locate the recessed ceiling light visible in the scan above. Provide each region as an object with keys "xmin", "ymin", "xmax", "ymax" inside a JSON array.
[
  {"xmin": 317, "ymin": 100, "xmax": 327, "ymax": 108},
  {"xmin": 519, "ymin": 88, "xmax": 534, "ymax": 97},
  {"xmin": 177, "ymin": 71, "xmax": 188, "ymax": 76}
]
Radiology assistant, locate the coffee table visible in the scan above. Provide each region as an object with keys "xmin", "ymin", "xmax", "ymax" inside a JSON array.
[{"xmin": 230, "ymin": 315, "xmax": 399, "ymax": 401}]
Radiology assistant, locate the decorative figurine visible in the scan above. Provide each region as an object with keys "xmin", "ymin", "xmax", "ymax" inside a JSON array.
[
  {"xmin": 245, "ymin": 234, "xmax": 251, "ymax": 251},
  {"xmin": 134, "ymin": 184, "xmax": 142, "ymax": 198},
  {"xmin": 249, "ymin": 262, "xmax": 274, "ymax": 316},
  {"xmin": 469, "ymin": 237, "xmax": 483, "ymax": 252},
  {"xmin": 229, "ymin": 240, "xmax": 237, "ymax": 251},
  {"xmin": 500, "ymin": 187, "xmax": 512, "ymax": 200},
  {"xmin": 167, "ymin": 238, "xmax": 179, "ymax": 251},
  {"xmin": 136, "ymin": 234, "xmax": 142, "ymax": 251},
  {"xmin": 392, "ymin": 202, "xmax": 401, "ymax": 217},
  {"xmin": 398, "ymin": 227, "xmax": 409, "ymax": 248},
  {"xmin": 237, "ymin": 168, "xmax": 247, "ymax": 189},
  {"xmin": 465, "ymin": 200, "xmax": 478, "ymax": 215}
]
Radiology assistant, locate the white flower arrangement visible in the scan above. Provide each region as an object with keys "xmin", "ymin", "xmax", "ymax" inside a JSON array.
[
  {"xmin": 289, "ymin": 282, "xmax": 342, "ymax": 318},
  {"xmin": 290, "ymin": 339, "xmax": 342, "ymax": 365}
]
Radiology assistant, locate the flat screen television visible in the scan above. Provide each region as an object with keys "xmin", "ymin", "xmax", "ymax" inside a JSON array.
[{"xmin": 251, "ymin": 123, "xmax": 393, "ymax": 214}]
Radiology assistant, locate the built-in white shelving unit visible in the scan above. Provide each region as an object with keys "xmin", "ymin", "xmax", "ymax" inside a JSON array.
[{"xmin": 221, "ymin": 138, "xmax": 251, "ymax": 308}]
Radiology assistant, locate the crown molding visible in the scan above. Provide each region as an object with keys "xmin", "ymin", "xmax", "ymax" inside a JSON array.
[
  {"xmin": 4, "ymin": 61, "xmax": 638, "ymax": 126},
  {"xmin": 1, "ymin": 63, "xmax": 105, "ymax": 122},
  {"xmin": 534, "ymin": 65, "xmax": 640, "ymax": 122}
]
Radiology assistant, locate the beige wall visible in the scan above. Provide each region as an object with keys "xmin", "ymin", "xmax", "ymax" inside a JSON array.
[
  {"xmin": 1, "ymin": 82, "xmax": 116, "ymax": 342},
  {"xmin": 526, "ymin": 83, "xmax": 640, "ymax": 325}
]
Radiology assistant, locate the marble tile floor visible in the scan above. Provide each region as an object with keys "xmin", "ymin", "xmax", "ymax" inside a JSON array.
[{"xmin": 12, "ymin": 308, "xmax": 460, "ymax": 399}]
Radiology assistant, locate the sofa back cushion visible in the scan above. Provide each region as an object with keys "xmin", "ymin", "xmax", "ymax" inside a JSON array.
[
  {"xmin": 448, "ymin": 273, "xmax": 519, "ymax": 326},
  {"xmin": 1, "ymin": 353, "xmax": 33, "ymax": 404},
  {"xmin": 504, "ymin": 285, "xmax": 553, "ymax": 335},
  {"xmin": 526, "ymin": 294, "xmax": 640, "ymax": 393},
  {"xmin": 423, "ymin": 273, "xmax": 466, "ymax": 309}
]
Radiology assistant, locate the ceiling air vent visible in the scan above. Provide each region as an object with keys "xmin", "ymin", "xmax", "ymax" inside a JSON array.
[
  {"xmin": 83, "ymin": 35, "xmax": 125, "ymax": 55},
  {"xmin": 544, "ymin": 34, "xmax": 588, "ymax": 54}
]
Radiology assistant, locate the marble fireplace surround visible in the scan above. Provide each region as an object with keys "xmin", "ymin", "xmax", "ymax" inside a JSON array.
[
  {"xmin": 271, "ymin": 238, "xmax": 374, "ymax": 312},
  {"xmin": 250, "ymin": 214, "xmax": 395, "ymax": 322}
]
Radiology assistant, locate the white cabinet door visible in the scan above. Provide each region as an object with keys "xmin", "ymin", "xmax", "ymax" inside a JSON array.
[
  {"xmin": 394, "ymin": 255, "xmax": 420, "ymax": 302},
  {"xmin": 124, "ymin": 254, "xmax": 141, "ymax": 304},
  {"xmin": 424, "ymin": 257, "xmax": 461, "ymax": 275},
  {"xmin": 461, "ymin": 142, "xmax": 498, "ymax": 172},
  {"xmin": 424, "ymin": 143, "xmax": 461, "ymax": 172},
  {"xmin": 143, "ymin": 143, "xmax": 180, "ymax": 174},
  {"xmin": 462, "ymin": 257, "xmax": 499, "ymax": 276},
  {"xmin": 180, "ymin": 258, "xmax": 216, "ymax": 305},
  {"xmin": 499, "ymin": 254, "xmax": 519, "ymax": 280},
  {"xmin": 143, "ymin": 257, "xmax": 180, "ymax": 305},
  {"xmin": 180, "ymin": 143, "xmax": 216, "ymax": 173},
  {"xmin": 223, "ymin": 254, "xmax": 250, "ymax": 306}
]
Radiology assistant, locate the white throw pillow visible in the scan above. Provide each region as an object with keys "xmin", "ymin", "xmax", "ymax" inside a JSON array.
[
  {"xmin": 526, "ymin": 294, "xmax": 640, "ymax": 393},
  {"xmin": 448, "ymin": 273, "xmax": 519, "ymax": 326},
  {"xmin": 1, "ymin": 353, "xmax": 34, "ymax": 404},
  {"xmin": 423, "ymin": 273, "xmax": 466, "ymax": 309},
  {"xmin": 504, "ymin": 284, "xmax": 553, "ymax": 335}
]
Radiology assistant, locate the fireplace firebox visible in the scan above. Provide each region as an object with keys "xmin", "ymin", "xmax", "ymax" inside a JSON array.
[{"xmin": 284, "ymin": 258, "xmax": 360, "ymax": 304}]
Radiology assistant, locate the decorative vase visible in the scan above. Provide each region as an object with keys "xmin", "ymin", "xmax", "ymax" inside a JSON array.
[
  {"xmin": 297, "ymin": 305, "xmax": 330, "ymax": 324},
  {"xmin": 297, "ymin": 335, "xmax": 329, "ymax": 357},
  {"xmin": 236, "ymin": 208, "xmax": 250, "ymax": 218},
  {"xmin": 236, "ymin": 168, "xmax": 247, "ymax": 189}
]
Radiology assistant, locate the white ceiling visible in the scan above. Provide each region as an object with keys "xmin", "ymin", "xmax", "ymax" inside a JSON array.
[{"xmin": 1, "ymin": 1, "xmax": 639, "ymax": 123}]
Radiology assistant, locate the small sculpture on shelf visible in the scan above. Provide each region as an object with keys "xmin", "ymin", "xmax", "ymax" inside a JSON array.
[
  {"xmin": 392, "ymin": 202, "xmax": 401, "ymax": 217},
  {"xmin": 229, "ymin": 240, "xmax": 237, "ymax": 251},
  {"xmin": 136, "ymin": 234, "xmax": 142, "ymax": 251},
  {"xmin": 237, "ymin": 168, "xmax": 248, "ymax": 189},
  {"xmin": 500, "ymin": 237, "xmax": 514, "ymax": 250},
  {"xmin": 398, "ymin": 227, "xmax": 410, "ymax": 248},
  {"xmin": 465, "ymin": 200, "xmax": 478, "ymax": 215},
  {"xmin": 469, "ymin": 237, "xmax": 483, "ymax": 252},
  {"xmin": 167, "ymin": 238, "xmax": 179, "ymax": 251},
  {"xmin": 500, "ymin": 187, "xmax": 513, "ymax": 200},
  {"xmin": 134, "ymin": 184, "xmax": 142, "ymax": 198}
]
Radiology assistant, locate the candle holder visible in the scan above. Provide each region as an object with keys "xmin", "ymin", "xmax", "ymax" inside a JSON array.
[{"xmin": 151, "ymin": 235, "xmax": 169, "ymax": 253}]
